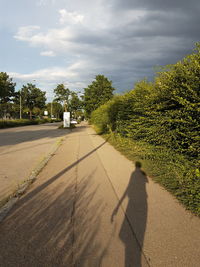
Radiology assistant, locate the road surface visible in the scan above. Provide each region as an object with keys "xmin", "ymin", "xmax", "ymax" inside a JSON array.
[
  {"xmin": 0, "ymin": 122, "xmax": 66, "ymax": 203},
  {"xmin": 0, "ymin": 123, "xmax": 199, "ymax": 266}
]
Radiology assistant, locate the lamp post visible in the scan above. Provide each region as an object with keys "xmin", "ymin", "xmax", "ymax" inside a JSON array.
[
  {"xmin": 51, "ymin": 101, "xmax": 53, "ymax": 118},
  {"xmin": 20, "ymin": 89, "xmax": 22, "ymax": 119}
]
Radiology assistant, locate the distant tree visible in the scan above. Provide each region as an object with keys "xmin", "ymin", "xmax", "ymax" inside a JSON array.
[
  {"xmin": 84, "ymin": 75, "xmax": 115, "ymax": 118},
  {"xmin": 68, "ymin": 91, "xmax": 83, "ymax": 118},
  {"xmin": 46, "ymin": 101, "xmax": 63, "ymax": 119},
  {"xmin": 54, "ymin": 84, "xmax": 70, "ymax": 111},
  {"xmin": 21, "ymin": 83, "xmax": 46, "ymax": 119},
  {"xmin": 0, "ymin": 72, "xmax": 16, "ymax": 103},
  {"xmin": 0, "ymin": 72, "xmax": 16, "ymax": 118}
]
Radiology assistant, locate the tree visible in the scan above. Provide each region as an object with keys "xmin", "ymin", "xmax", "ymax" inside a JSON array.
[
  {"xmin": 21, "ymin": 83, "xmax": 46, "ymax": 119},
  {"xmin": 68, "ymin": 92, "xmax": 83, "ymax": 118},
  {"xmin": 54, "ymin": 84, "xmax": 70, "ymax": 111},
  {"xmin": 84, "ymin": 75, "xmax": 115, "ymax": 118},
  {"xmin": 0, "ymin": 72, "xmax": 16, "ymax": 103},
  {"xmin": 46, "ymin": 101, "xmax": 63, "ymax": 119},
  {"xmin": 0, "ymin": 72, "xmax": 16, "ymax": 118}
]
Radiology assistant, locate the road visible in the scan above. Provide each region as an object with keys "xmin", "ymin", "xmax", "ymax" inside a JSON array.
[
  {"xmin": 0, "ymin": 123, "xmax": 200, "ymax": 266},
  {"xmin": 0, "ymin": 122, "xmax": 67, "ymax": 203}
]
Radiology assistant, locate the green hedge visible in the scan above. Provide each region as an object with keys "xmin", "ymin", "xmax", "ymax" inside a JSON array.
[
  {"xmin": 0, "ymin": 118, "xmax": 61, "ymax": 129},
  {"xmin": 91, "ymin": 43, "xmax": 200, "ymax": 216}
]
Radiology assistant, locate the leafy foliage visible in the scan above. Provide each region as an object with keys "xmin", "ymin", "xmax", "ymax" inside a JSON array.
[
  {"xmin": 54, "ymin": 84, "xmax": 70, "ymax": 111},
  {"xmin": 0, "ymin": 72, "xmax": 16, "ymax": 118},
  {"xmin": 105, "ymin": 133, "xmax": 200, "ymax": 216},
  {"xmin": 53, "ymin": 84, "xmax": 83, "ymax": 118},
  {"xmin": 46, "ymin": 101, "xmax": 63, "ymax": 119},
  {"xmin": 91, "ymin": 43, "xmax": 200, "ymax": 216},
  {"xmin": 68, "ymin": 92, "xmax": 82, "ymax": 114},
  {"xmin": 0, "ymin": 72, "xmax": 16, "ymax": 103},
  {"xmin": 0, "ymin": 118, "xmax": 61, "ymax": 129},
  {"xmin": 21, "ymin": 83, "xmax": 46, "ymax": 119},
  {"xmin": 84, "ymin": 75, "xmax": 115, "ymax": 118}
]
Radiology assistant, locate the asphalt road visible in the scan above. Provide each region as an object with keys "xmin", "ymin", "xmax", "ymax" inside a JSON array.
[
  {"xmin": 0, "ymin": 123, "xmax": 199, "ymax": 266},
  {"xmin": 0, "ymin": 122, "xmax": 67, "ymax": 203}
]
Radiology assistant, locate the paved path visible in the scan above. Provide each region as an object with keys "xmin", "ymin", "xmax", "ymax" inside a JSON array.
[
  {"xmin": 0, "ymin": 123, "xmax": 199, "ymax": 266},
  {"xmin": 0, "ymin": 122, "xmax": 66, "ymax": 203}
]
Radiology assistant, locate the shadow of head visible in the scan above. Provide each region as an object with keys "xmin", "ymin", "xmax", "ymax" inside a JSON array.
[
  {"xmin": 135, "ymin": 161, "xmax": 146, "ymax": 176},
  {"xmin": 135, "ymin": 161, "xmax": 142, "ymax": 168}
]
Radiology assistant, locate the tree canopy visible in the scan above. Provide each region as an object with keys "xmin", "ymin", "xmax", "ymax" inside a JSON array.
[
  {"xmin": 0, "ymin": 72, "xmax": 16, "ymax": 104},
  {"xmin": 46, "ymin": 101, "xmax": 63, "ymax": 119},
  {"xmin": 54, "ymin": 84, "xmax": 70, "ymax": 111},
  {"xmin": 84, "ymin": 75, "xmax": 115, "ymax": 118},
  {"xmin": 0, "ymin": 72, "xmax": 16, "ymax": 118},
  {"xmin": 21, "ymin": 83, "xmax": 46, "ymax": 119}
]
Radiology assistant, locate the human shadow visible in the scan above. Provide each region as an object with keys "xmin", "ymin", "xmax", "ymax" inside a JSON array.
[{"xmin": 111, "ymin": 162, "xmax": 149, "ymax": 267}]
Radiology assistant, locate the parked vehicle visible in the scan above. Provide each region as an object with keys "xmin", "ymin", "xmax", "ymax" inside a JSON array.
[{"xmin": 70, "ymin": 119, "xmax": 77, "ymax": 124}]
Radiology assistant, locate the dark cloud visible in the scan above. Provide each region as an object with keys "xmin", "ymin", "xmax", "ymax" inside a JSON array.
[
  {"xmin": 89, "ymin": 0, "xmax": 200, "ymax": 91},
  {"xmin": 115, "ymin": 0, "xmax": 200, "ymax": 11},
  {"xmin": 5, "ymin": 0, "xmax": 200, "ymax": 95}
]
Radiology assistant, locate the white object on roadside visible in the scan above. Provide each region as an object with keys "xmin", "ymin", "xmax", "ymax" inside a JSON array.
[{"xmin": 63, "ymin": 112, "xmax": 70, "ymax": 127}]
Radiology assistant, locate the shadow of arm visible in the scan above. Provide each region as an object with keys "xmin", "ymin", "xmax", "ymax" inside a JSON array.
[{"xmin": 111, "ymin": 190, "xmax": 127, "ymax": 223}]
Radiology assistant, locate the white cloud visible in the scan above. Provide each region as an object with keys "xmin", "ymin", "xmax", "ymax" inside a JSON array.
[
  {"xmin": 40, "ymin": 50, "xmax": 56, "ymax": 57},
  {"xmin": 59, "ymin": 9, "xmax": 84, "ymax": 24},
  {"xmin": 36, "ymin": 0, "xmax": 55, "ymax": 7},
  {"xmin": 9, "ymin": 63, "xmax": 89, "ymax": 100},
  {"xmin": 9, "ymin": 66, "xmax": 78, "ymax": 81},
  {"xmin": 14, "ymin": 26, "xmax": 41, "ymax": 41},
  {"xmin": 15, "ymin": 25, "xmax": 75, "ymax": 48}
]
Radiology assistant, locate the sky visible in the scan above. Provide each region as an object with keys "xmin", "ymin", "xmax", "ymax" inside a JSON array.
[{"xmin": 0, "ymin": 0, "xmax": 200, "ymax": 101}]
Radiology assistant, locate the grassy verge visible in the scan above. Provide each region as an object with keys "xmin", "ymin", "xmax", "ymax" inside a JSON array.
[
  {"xmin": 100, "ymin": 130, "xmax": 200, "ymax": 216},
  {"xmin": 0, "ymin": 118, "xmax": 61, "ymax": 129}
]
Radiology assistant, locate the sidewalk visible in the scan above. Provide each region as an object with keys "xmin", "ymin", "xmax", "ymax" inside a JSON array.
[
  {"xmin": 89, "ymin": 126, "xmax": 200, "ymax": 266},
  {"xmin": 0, "ymin": 123, "xmax": 199, "ymax": 267}
]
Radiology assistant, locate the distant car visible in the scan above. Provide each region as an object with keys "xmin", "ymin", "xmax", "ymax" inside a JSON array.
[{"xmin": 70, "ymin": 119, "xmax": 77, "ymax": 124}]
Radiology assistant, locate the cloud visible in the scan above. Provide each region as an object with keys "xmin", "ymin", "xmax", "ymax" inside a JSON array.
[
  {"xmin": 36, "ymin": 0, "xmax": 55, "ymax": 7},
  {"xmin": 9, "ymin": 65, "xmax": 78, "ymax": 81},
  {"xmin": 14, "ymin": 26, "xmax": 41, "ymax": 41},
  {"xmin": 11, "ymin": 0, "xmax": 200, "ymax": 95},
  {"xmin": 114, "ymin": 0, "xmax": 200, "ymax": 11},
  {"xmin": 59, "ymin": 9, "xmax": 84, "ymax": 24},
  {"xmin": 40, "ymin": 50, "xmax": 56, "ymax": 57},
  {"xmin": 14, "ymin": 24, "xmax": 76, "ymax": 53},
  {"xmin": 9, "ymin": 62, "xmax": 90, "ymax": 101}
]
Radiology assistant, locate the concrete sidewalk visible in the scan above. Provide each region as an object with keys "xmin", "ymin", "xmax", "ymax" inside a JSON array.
[{"xmin": 0, "ymin": 123, "xmax": 199, "ymax": 267}]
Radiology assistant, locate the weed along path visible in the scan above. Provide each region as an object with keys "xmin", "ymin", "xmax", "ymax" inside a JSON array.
[{"xmin": 0, "ymin": 123, "xmax": 200, "ymax": 266}]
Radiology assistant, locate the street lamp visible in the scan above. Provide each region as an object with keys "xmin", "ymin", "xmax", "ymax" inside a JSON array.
[
  {"xmin": 20, "ymin": 90, "xmax": 22, "ymax": 119},
  {"xmin": 51, "ymin": 101, "xmax": 53, "ymax": 118}
]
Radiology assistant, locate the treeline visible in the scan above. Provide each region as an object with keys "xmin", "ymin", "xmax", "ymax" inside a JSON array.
[
  {"xmin": 91, "ymin": 43, "xmax": 200, "ymax": 215},
  {"xmin": 0, "ymin": 73, "xmax": 47, "ymax": 120},
  {"xmin": 0, "ymin": 73, "xmax": 83, "ymax": 121}
]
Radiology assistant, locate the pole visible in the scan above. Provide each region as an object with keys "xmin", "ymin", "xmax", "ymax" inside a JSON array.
[
  {"xmin": 51, "ymin": 101, "xmax": 53, "ymax": 118},
  {"xmin": 20, "ymin": 90, "xmax": 22, "ymax": 119}
]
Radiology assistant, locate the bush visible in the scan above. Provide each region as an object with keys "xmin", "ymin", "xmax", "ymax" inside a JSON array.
[
  {"xmin": 104, "ymin": 133, "xmax": 200, "ymax": 216},
  {"xmin": 0, "ymin": 118, "xmax": 61, "ymax": 129},
  {"xmin": 91, "ymin": 43, "xmax": 200, "ymax": 216}
]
